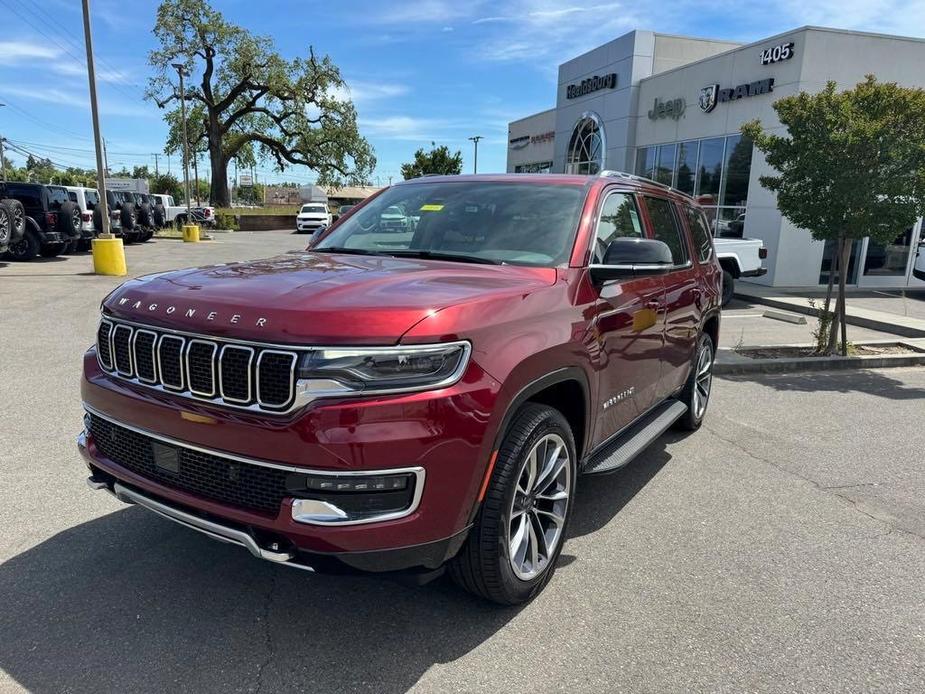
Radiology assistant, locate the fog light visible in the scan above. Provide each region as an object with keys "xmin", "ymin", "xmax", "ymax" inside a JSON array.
[{"xmin": 287, "ymin": 470, "xmax": 423, "ymax": 525}]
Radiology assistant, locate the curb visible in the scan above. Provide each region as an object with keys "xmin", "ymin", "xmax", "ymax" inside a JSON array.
[
  {"xmin": 732, "ymin": 291, "xmax": 925, "ymax": 338},
  {"xmin": 715, "ymin": 347, "xmax": 925, "ymax": 375}
]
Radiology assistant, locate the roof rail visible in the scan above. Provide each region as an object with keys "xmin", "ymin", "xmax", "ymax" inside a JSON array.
[{"xmin": 597, "ymin": 170, "xmax": 674, "ymax": 191}]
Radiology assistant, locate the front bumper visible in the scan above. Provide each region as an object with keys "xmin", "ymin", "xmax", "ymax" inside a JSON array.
[
  {"xmin": 80, "ymin": 349, "xmax": 500, "ymax": 567},
  {"xmin": 296, "ymin": 219, "xmax": 326, "ymax": 231}
]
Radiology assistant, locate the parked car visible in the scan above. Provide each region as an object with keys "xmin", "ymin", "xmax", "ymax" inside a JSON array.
[
  {"xmin": 0, "ymin": 182, "xmax": 71, "ymax": 260},
  {"xmin": 78, "ymin": 172, "xmax": 721, "ymax": 605},
  {"xmin": 914, "ymin": 237, "xmax": 925, "ymax": 281},
  {"xmin": 714, "ymin": 238, "xmax": 768, "ymax": 306},
  {"xmin": 46, "ymin": 185, "xmax": 84, "ymax": 253},
  {"xmin": 65, "ymin": 186, "xmax": 102, "ymax": 250},
  {"xmin": 0, "ymin": 192, "xmax": 27, "ymax": 255},
  {"xmin": 150, "ymin": 194, "xmax": 215, "ymax": 229},
  {"xmin": 130, "ymin": 193, "xmax": 156, "ymax": 242},
  {"xmin": 109, "ymin": 191, "xmax": 141, "ymax": 243},
  {"xmin": 379, "ymin": 204, "xmax": 411, "ymax": 232},
  {"xmin": 295, "ymin": 202, "xmax": 331, "ymax": 233}
]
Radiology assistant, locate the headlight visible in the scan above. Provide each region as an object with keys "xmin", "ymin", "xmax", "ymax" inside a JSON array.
[{"xmin": 296, "ymin": 342, "xmax": 471, "ymax": 397}]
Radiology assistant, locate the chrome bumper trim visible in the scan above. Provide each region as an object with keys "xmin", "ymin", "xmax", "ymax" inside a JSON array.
[{"xmin": 97, "ymin": 480, "xmax": 314, "ymax": 571}]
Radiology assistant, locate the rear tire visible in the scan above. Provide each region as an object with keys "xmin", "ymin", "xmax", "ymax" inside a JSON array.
[
  {"xmin": 0, "ymin": 202, "xmax": 11, "ymax": 247},
  {"xmin": 675, "ymin": 332, "xmax": 715, "ymax": 431},
  {"xmin": 721, "ymin": 269, "xmax": 735, "ymax": 307},
  {"xmin": 120, "ymin": 203, "xmax": 136, "ymax": 232},
  {"xmin": 1, "ymin": 199, "xmax": 25, "ymax": 240},
  {"xmin": 449, "ymin": 403, "xmax": 576, "ymax": 605},
  {"xmin": 7, "ymin": 230, "xmax": 39, "ymax": 261}
]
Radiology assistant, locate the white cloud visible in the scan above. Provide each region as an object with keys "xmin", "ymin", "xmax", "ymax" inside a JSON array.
[
  {"xmin": 332, "ymin": 79, "xmax": 411, "ymax": 104},
  {"xmin": 50, "ymin": 61, "xmax": 131, "ymax": 84},
  {"xmin": 0, "ymin": 41, "xmax": 62, "ymax": 64},
  {"xmin": 358, "ymin": 115, "xmax": 469, "ymax": 141},
  {"xmin": 0, "ymin": 84, "xmax": 154, "ymax": 118}
]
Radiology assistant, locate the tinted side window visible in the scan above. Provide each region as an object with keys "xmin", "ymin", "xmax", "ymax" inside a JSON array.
[
  {"xmin": 48, "ymin": 187, "xmax": 68, "ymax": 208},
  {"xmin": 593, "ymin": 192, "xmax": 643, "ymax": 263},
  {"xmin": 68, "ymin": 191, "xmax": 78, "ymax": 202},
  {"xmin": 644, "ymin": 197, "xmax": 689, "ymax": 265},
  {"xmin": 7, "ymin": 185, "xmax": 43, "ymax": 209},
  {"xmin": 685, "ymin": 205, "xmax": 714, "ymax": 263}
]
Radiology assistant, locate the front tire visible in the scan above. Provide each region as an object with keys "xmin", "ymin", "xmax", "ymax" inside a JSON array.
[
  {"xmin": 449, "ymin": 403, "xmax": 575, "ymax": 605},
  {"xmin": 676, "ymin": 332, "xmax": 715, "ymax": 431},
  {"xmin": 721, "ymin": 270, "xmax": 735, "ymax": 307}
]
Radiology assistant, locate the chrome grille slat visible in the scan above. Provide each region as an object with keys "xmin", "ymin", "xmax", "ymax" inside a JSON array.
[
  {"xmin": 112, "ymin": 324, "xmax": 134, "ymax": 376},
  {"xmin": 96, "ymin": 317, "xmax": 298, "ymax": 414}
]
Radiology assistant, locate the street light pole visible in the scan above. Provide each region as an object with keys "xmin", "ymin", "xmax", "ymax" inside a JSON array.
[
  {"xmin": 80, "ymin": 0, "xmax": 109, "ymax": 235},
  {"xmin": 0, "ymin": 103, "xmax": 6, "ymax": 183},
  {"xmin": 468, "ymin": 135, "xmax": 483, "ymax": 174},
  {"xmin": 172, "ymin": 63, "xmax": 192, "ymax": 216}
]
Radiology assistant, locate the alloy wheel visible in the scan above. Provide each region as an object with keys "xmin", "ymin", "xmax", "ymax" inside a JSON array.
[
  {"xmin": 507, "ymin": 433, "xmax": 571, "ymax": 581},
  {"xmin": 0, "ymin": 208, "xmax": 9, "ymax": 243},
  {"xmin": 72, "ymin": 209, "xmax": 81, "ymax": 233},
  {"xmin": 12, "ymin": 206, "xmax": 24, "ymax": 233},
  {"xmin": 692, "ymin": 341, "xmax": 714, "ymax": 419}
]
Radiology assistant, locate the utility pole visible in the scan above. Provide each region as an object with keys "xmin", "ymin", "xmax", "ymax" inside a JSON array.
[
  {"xmin": 81, "ymin": 0, "xmax": 109, "ymax": 235},
  {"xmin": 172, "ymin": 63, "xmax": 191, "ymax": 214},
  {"xmin": 468, "ymin": 135, "xmax": 483, "ymax": 174},
  {"xmin": 152, "ymin": 153, "xmax": 160, "ymax": 177},
  {"xmin": 0, "ymin": 102, "xmax": 6, "ymax": 183},
  {"xmin": 102, "ymin": 137, "xmax": 110, "ymax": 177},
  {"xmin": 192, "ymin": 148, "xmax": 199, "ymax": 204}
]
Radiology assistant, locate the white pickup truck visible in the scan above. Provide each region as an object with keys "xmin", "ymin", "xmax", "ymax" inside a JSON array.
[
  {"xmin": 151, "ymin": 194, "xmax": 216, "ymax": 228},
  {"xmin": 714, "ymin": 237, "xmax": 768, "ymax": 306}
]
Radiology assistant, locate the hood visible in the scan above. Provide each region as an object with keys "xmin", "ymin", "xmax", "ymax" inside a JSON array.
[{"xmin": 103, "ymin": 252, "xmax": 556, "ymax": 344}]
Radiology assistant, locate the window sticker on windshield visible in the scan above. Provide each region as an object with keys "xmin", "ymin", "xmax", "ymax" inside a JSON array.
[{"xmin": 420, "ymin": 204, "xmax": 444, "ymax": 212}]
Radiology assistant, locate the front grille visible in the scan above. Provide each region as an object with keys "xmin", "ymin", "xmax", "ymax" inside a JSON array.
[
  {"xmin": 88, "ymin": 413, "xmax": 287, "ymax": 515},
  {"xmin": 97, "ymin": 318, "xmax": 298, "ymax": 412}
]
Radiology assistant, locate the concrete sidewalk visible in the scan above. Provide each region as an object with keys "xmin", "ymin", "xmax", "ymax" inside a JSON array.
[{"xmin": 734, "ymin": 282, "xmax": 925, "ymax": 337}]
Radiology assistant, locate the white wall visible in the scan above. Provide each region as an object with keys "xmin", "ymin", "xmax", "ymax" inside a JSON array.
[{"xmin": 506, "ymin": 109, "xmax": 557, "ymax": 172}]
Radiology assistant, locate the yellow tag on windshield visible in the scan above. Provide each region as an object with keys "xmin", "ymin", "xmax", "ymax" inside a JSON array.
[{"xmin": 420, "ymin": 204, "xmax": 444, "ymax": 211}]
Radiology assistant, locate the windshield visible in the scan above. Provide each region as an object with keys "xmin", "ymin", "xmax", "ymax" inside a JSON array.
[
  {"xmin": 315, "ymin": 181, "xmax": 587, "ymax": 266},
  {"xmin": 301, "ymin": 204, "xmax": 326, "ymax": 214}
]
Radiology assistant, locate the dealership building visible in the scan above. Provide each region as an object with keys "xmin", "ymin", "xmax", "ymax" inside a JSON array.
[{"xmin": 507, "ymin": 27, "xmax": 925, "ymax": 288}]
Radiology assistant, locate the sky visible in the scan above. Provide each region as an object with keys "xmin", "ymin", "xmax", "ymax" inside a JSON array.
[{"xmin": 1, "ymin": 0, "xmax": 924, "ymax": 188}]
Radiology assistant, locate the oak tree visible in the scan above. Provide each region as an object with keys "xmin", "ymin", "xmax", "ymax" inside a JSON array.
[{"xmin": 146, "ymin": 0, "xmax": 375, "ymax": 206}]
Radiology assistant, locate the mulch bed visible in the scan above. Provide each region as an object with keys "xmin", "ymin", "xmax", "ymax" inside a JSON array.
[{"xmin": 738, "ymin": 343, "xmax": 924, "ymax": 359}]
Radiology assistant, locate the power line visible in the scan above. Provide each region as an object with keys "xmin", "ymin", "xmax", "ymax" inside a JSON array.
[
  {"xmin": 0, "ymin": 96, "xmax": 92, "ymax": 141},
  {"xmin": 0, "ymin": 0, "xmax": 141, "ymax": 104}
]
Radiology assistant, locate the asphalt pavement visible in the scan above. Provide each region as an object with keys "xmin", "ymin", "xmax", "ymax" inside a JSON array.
[{"xmin": 1, "ymin": 232, "xmax": 922, "ymax": 693}]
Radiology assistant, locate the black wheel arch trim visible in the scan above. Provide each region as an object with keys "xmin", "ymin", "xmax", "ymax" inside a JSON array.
[{"xmin": 465, "ymin": 366, "xmax": 591, "ymax": 524}]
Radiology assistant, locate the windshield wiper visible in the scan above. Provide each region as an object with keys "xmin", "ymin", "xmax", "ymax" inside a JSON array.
[
  {"xmin": 312, "ymin": 247, "xmax": 390, "ymax": 256},
  {"xmin": 387, "ymin": 250, "xmax": 502, "ymax": 265}
]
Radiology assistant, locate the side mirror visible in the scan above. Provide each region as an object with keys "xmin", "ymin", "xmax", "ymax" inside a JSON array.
[{"xmin": 590, "ymin": 237, "xmax": 673, "ymax": 282}]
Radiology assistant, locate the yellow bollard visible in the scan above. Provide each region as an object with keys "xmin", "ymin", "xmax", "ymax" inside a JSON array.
[
  {"xmin": 182, "ymin": 224, "xmax": 200, "ymax": 242},
  {"xmin": 91, "ymin": 236, "xmax": 127, "ymax": 276}
]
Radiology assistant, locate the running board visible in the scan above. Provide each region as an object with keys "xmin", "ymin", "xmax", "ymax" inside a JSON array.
[{"xmin": 582, "ymin": 400, "xmax": 688, "ymax": 475}]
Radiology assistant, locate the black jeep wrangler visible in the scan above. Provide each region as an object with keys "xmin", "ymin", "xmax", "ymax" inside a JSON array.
[
  {"xmin": 109, "ymin": 191, "xmax": 141, "ymax": 244},
  {"xmin": 0, "ymin": 182, "xmax": 75, "ymax": 260}
]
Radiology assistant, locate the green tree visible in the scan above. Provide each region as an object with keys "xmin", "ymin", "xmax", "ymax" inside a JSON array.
[
  {"xmin": 742, "ymin": 76, "xmax": 925, "ymax": 355},
  {"xmin": 151, "ymin": 172, "xmax": 183, "ymax": 200},
  {"xmin": 146, "ymin": 0, "xmax": 375, "ymax": 207},
  {"xmin": 400, "ymin": 142, "xmax": 463, "ymax": 180}
]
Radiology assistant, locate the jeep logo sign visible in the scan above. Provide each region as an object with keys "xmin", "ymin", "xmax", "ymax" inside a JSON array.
[
  {"xmin": 699, "ymin": 78, "xmax": 775, "ymax": 112},
  {"xmin": 647, "ymin": 97, "xmax": 686, "ymax": 120},
  {"xmin": 566, "ymin": 73, "xmax": 617, "ymax": 99}
]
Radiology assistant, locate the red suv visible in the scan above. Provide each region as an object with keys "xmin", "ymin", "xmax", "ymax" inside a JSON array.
[{"xmin": 78, "ymin": 172, "xmax": 721, "ymax": 604}]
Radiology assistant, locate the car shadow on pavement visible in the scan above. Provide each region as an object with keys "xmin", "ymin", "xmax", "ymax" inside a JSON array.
[
  {"xmin": 718, "ymin": 368, "xmax": 925, "ymax": 400},
  {"xmin": 567, "ymin": 434, "xmax": 677, "ymax": 541},
  {"xmin": 0, "ymin": 505, "xmax": 521, "ymax": 693}
]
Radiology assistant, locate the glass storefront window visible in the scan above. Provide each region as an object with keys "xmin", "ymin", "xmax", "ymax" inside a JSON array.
[
  {"xmin": 514, "ymin": 162, "xmax": 553, "ymax": 174},
  {"xmin": 721, "ymin": 135, "xmax": 753, "ymax": 207},
  {"xmin": 715, "ymin": 207, "xmax": 748, "ymax": 238},
  {"xmin": 696, "ymin": 137, "xmax": 725, "ymax": 205},
  {"xmin": 636, "ymin": 147, "xmax": 656, "ymax": 179},
  {"xmin": 819, "ymin": 239, "xmax": 862, "ymax": 285},
  {"xmin": 676, "ymin": 141, "xmax": 698, "ymax": 195},
  {"xmin": 863, "ymin": 228, "xmax": 915, "ymax": 277},
  {"xmin": 566, "ymin": 114, "xmax": 604, "ymax": 175},
  {"xmin": 655, "ymin": 144, "xmax": 676, "ymax": 186}
]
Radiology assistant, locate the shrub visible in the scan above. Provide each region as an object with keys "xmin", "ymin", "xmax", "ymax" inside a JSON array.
[{"xmin": 214, "ymin": 212, "xmax": 239, "ymax": 231}]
